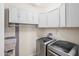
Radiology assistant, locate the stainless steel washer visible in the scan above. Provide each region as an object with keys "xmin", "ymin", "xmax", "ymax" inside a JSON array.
[{"xmin": 47, "ymin": 40, "xmax": 78, "ymax": 56}]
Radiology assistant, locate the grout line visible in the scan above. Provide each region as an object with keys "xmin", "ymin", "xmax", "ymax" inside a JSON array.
[{"xmin": 5, "ymin": 36, "xmax": 16, "ymax": 39}]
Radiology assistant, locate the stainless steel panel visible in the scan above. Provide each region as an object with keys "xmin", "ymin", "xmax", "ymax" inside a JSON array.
[{"xmin": 47, "ymin": 50, "xmax": 59, "ymax": 56}]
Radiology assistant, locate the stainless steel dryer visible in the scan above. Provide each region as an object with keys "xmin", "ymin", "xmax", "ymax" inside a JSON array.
[{"xmin": 36, "ymin": 35, "xmax": 56, "ymax": 56}]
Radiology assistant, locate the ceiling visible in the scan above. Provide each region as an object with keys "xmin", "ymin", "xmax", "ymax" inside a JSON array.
[
  {"xmin": 28, "ymin": 3, "xmax": 61, "ymax": 13},
  {"xmin": 5, "ymin": 3, "xmax": 61, "ymax": 13}
]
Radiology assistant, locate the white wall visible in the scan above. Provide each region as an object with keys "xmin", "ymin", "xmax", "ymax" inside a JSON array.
[
  {"xmin": 38, "ymin": 28, "xmax": 79, "ymax": 44},
  {"xmin": 19, "ymin": 25, "xmax": 38, "ymax": 56},
  {"xmin": 0, "ymin": 3, "xmax": 4, "ymax": 56}
]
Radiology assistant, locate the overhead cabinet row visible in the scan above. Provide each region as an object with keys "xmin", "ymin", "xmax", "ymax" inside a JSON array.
[
  {"xmin": 9, "ymin": 3, "xmax": 79, "ymax": 27},
  {"xmin": 39, "ymin": 3, "xmax": 79, "ymax": 27}
]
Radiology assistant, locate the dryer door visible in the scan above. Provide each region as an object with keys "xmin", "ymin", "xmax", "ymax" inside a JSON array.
[{"xmin": 47, "ymin": 50, "xmax": 59, "ymax": 56}]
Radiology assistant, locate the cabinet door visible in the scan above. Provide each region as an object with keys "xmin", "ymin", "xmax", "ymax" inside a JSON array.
[
  {"xmin": 28, "ymin": 11, "xmax": 34, "ymax": 24},
  {"xmin": 38, "ymin": 13, "xmax": 48, "ymax": 27},
  {"xmin": 9, "ymin": 7, "xmax": 18, "ymax": 23},
  {"xmin": 9, "ymin": 8, "xmax": 35, "ymax": 24},
  {"xmin": 33, "ymin": 13, "xmax": 38, "ymax": 24},
  {"xmin": 59, "ymin": 4, "xmax": 66, "ymax": 27},
  {"xmin": 66, "ymin": 3, "xmax": 79, "ymax": 27},
  {"xmin": 19, "ymin": 10, "xmax": 38, "ymax": 24},
  {"xmin": 18, "ymin": 10, "xmax": 30, "ymax": 24},
  {"xmin": 18, "ymin": 10, "xmax": 39, "ymax": 24},
  {"xmin": 47, "ymin": 9, "xmax": 59, "ymax": 27}
]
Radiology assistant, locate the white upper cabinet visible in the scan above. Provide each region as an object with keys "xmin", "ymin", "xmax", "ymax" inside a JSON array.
[
  {"xmin": 33, "ymin": 13, "xmax": 39, "ymax": 24},
  {"xmin": 59, "ymin": 4, "xmax": 66, "ymax": 27},
  {"xmin": 59, "ymin": 3, "xmax": 79, "ymax": 27},
  {"xmin": 38, "ymin": 13, "xmax": 48, "ymax": 27},
  {"xmin": 9, "ymin": 7, "xmax": 38, "ymax": 24},
  {"xmin": 38, "ymin": 4, "xmax": 61, "ymax": 27},
  {"xmin": 66, "ymin": 3, "xmax": 79, "ymax": 27},
  {"xmin": 39, "ymin": 3, "xmax": 79, "ymax": 28},
  {"xmin": 47, "ymin": 9, "xmax": 59, "ymax": 27},
  {"xmin": 18, "ymin": 9, "xmax": 28, "ymax": 24},
  {"xmin": 9, "ymin": 7, "xmax": 19, "ymax": 23}
]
